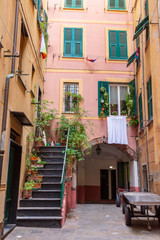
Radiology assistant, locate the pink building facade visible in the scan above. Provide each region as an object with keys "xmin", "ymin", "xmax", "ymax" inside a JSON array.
[{"xmin": 45, "ymin": 0, "xmax": 139, "ymax": 205}]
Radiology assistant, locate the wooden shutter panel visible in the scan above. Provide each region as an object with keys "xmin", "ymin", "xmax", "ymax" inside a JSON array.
[
  {"xmin": 66, "ymin": 0, "xmax": 72, "ymax": 6},
  {"xmin": 119, "ymin": 31, "xmax": 127, "ymax": 59},
  {"xmin": 37, "ymin": 0, "xmax": 41, "ymax": 23},
  {"xmin": 117, "ymin": 162, "xmax": 125, "ymax": 188},
  {"xmin": 98, "ymin": 81, "xmax": 109, "ymax": 116},
  {"xmin": 139, "ymin": 93, "xmax": 143, "ymax": 128},
  {"xmin": 109, "ymin": 31, "xmax": 117, "ymax": 59},
  {"xmin": 129, "ymin": 79, "xmax": 137, "ymax": 115},
  {"xmin": 74, "ymin": 28, "xmax": 82, "ymax": 57},
  {"xmin": 64, "ymin": 28, "xmax": 73, "ymax": 56},
  {"xmin": 76, "ymin": 0, "xmax": 82, "ymax": 7},
  {"xmin": 119, "ymin": 0, "xmax": 125, "ymax": 9},
  {"xmin": 109, "ymin": 0, "xmax": 115, "ymax": 8}
]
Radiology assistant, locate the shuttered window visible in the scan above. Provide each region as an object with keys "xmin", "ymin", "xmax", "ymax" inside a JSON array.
[
  {"xmin": 37, "ymin": 0, "xmax": 41, "ymax": 25},
  {"xmin": 64, "ymin": 28, "xmax": 83, "ymax": 57},
  {"xmin": 139, "ymin": 93, "xmax": 143, "ymax": 129},
  {"xmin": 65, "ymin": 0, "xmax": 83, "ymax": 8},
  {"xmin": 109, "ymin": 30, "xmax": 128, "ymax": 60},
  {"xmin": 108, "ymin": 0, "xmax": 125, "ymax": 10},
  {"xmin": 147, "ymin": 77, "xmax": 153, "ymax": 121}
]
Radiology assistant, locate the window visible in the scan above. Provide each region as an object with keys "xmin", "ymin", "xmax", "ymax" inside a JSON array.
[
  {"xmin": 109, "ymin": 85, "xmax": 128, "ymax": 115},
  {"xmin": 109, "ymin": 30, "xmax": 128, "ymax": 60},
  {"xmin": 139, "ymin": 93, "xmax": 143, "ymax": 129},
  {"xmin": 147, "ymin": 77, "xmax": 153, "ymax": 121},
  {"xmin": 108, "ymin": 0, "xmax": 125, "ymax": 10},
  {"xmin": 64, "ymin": 28, "xmax": 83, "ymax": 57},
  {"xmin": 63, "ymin": 83, "xmax": 79, "ymax": 113},
  {"xmin": 65, "ymin": 0, "xmax": 83, "ymax": 8},
  {"xmin": 145, "ymin": 0, "xmax": 149, "ymax": 42}
]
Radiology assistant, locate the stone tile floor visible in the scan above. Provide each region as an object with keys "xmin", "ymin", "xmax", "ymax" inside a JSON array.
[{"xmin": 5, "ymin": 204, "xmax": 160, "ymax": 240}]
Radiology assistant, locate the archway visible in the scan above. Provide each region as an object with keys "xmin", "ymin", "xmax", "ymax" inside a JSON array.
[{"xmin": 77, "ymin": 139, "xmax": 139, "ymax": 204}]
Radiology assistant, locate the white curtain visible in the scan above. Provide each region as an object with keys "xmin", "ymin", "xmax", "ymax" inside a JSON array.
[{"xmin": 107, "ymin": 116, "xmax": 128, "ymax": 145}]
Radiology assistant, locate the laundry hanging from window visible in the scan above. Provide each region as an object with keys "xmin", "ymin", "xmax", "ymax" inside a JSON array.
[{"xmin": 107, "ymin": 116, "xmax": 128, "ymax": 145}]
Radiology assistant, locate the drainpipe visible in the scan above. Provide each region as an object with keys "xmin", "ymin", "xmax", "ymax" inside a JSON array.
[{"xmin": 139, "ymin": 0, "xmax": 150, "ymax": 192}]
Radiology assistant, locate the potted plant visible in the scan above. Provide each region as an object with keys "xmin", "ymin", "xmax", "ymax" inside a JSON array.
[
  {"xmin": 112, "ymin": 111, "xmax": 118, "ymax": 115},
  {"xmin": 23, "ymin": 180, "xmax": 35, "ymax": 199},
  {"xmin": 129, "ymin": 116, "xmax": 139, "ymax": 127},
  {"xmin": 33, "ymin": 179, "xmax": 42, "ymax": 189},
  {"xmin": 31, "ymin": 166, "xmax": 38, "ymax": 175},
  {"xmin": 121, "ymin": 110, "xmax": 127, "ymax": 116},
  {"xmin": 36, "ymin": 161, "xmax": 46, "ymax": 168},
  {"xmin": 30, "ymin": 175, "xmax": 43, "ymax": 181}
]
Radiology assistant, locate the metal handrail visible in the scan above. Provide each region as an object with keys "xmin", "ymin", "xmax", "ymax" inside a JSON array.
[{"xmin": 60, "ymin": 127, "xmax": 70, "ymax": 207}]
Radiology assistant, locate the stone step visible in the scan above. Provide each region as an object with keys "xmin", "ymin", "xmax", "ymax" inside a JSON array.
[
  {"xmin": 44, "ymin": 163, "xmax": 63, "ymax": 169},
  {"xmin": 17, "ymin": 207, "xmax": 61, "ymax": 217},
  {"xmin": 39, "ymin": 146, "xmax": 65, "ymax": 152},
  {"xmin": 38, "ymin": 151, "xmax": 65, "ymax": 157},
  {"xmin": 42, "ymin": 175, "xmax": 61, "ymax": 183},
  {"xmin": 38, "ymin": 169, "xmax": 62, "ymax": 176},
  {"xmin": 20, "ymin": 198, "xmax": 61, "ymax": 207},
  {"xmin": 32, "ymin": 190, "xmax": 61, "ymax": 198},
  {"xmin": 16, "ymin": 216, "xmax": 62, "ymax": 228},
  {"xmin": 41, "ymin": 182, "xmax": 61, "ymax": 190},
  {"xmin": 40, "ymin": 156, "xmax": 64, "ymax": 163}
]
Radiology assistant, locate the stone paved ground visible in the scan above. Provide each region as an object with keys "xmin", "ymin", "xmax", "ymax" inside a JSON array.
[{"xmin": 5, "ymin": 204, "xmax": 160, "ymax": 240}]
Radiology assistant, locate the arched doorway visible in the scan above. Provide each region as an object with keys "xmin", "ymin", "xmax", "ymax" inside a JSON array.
[{"xmin": 77, "ymin": 141, "xmax": 139, "ymax": 204}]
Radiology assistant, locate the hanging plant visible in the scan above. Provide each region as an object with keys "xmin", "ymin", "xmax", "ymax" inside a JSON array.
[{"xmin": 100, "ymin": 87, "xmax": 105, "ymax": 93}]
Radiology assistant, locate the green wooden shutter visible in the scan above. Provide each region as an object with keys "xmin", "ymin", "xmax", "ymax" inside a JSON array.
[
  {"xmin": 129, "ymin": 79, "xmax": 137, "ymax": 115},
  {"xmin": 119, "ymin": 0, "xmax": 125, "ymax": 9},
  {"xmin": 66, "ymin": 0, "xmax": 72, "ymax": 7},
  {"xmin": 74, "ymin": 28, "xmax": 82, "ymax": 57},
  {"xmin": 109, "ymin": 31, "xmax": 117, "ymax": 59},
  {"xmin": 37, "ymin": 0, "xmax": 41, "ymax": 23},
  {"xmin": 118, "ymin": 31, "xmax": 127, "ymax": 59},
  {"xmin": 98, "ymin": 81, "xmax": 109, "ymax": 116},
  {"xmin": 117, "ymin": 162, "xmax": 125, "ymax": 188},
  {"xmin": 139, "ymin": 93, "xmax": 143, "ymax": 128},
  {"xmin": 109, "ymin": 0, "xmax": 115, "ymax": 8},
  {"xmin": 75, "ymin": 0, "xmax": 82, "ymax": 7},
  {"xmin": 64, "ymin": 28, "xmax": 73, "ymax": 56},
  {"xmin": 147, "ymin": 77, "xmax": 153, "ymax": 120}
]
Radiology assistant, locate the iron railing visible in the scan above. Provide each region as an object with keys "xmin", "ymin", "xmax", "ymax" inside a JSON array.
[{"xmin": 60, "ymin": 127, "xmax": 70, "ymax": 208}]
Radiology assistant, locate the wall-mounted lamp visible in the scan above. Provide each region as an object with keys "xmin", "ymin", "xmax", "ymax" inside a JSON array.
[
  {"xmin": 109, "ymin": 165, "xmax": 113, "ymax": 169},
  {"xmin": 96, "ymin": 144, "xmax": 101, "ymax": 155}
]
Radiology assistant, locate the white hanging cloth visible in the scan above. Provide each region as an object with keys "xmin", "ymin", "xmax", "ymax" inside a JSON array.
[{"xmin": 107, "ymin": 116, "xmax": 128, "ymax": 145}]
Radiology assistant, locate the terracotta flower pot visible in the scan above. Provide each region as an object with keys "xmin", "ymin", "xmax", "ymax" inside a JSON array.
[
  {"xmin": 33, "ymin": 183, "xmax": 41, "ymax": 189},
  {"xmin": 23, "ymin": 189, "xmax": 32, "ymax": 199},
  {"xmin": 26, "ymin": 169, "xmax": 32, "ymax": 175}
]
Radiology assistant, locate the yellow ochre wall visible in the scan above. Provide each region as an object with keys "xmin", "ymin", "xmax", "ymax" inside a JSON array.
[
  {"xmin": 0, "ymin": 0, "xmax": 47, "ymax": 236},
  {"xmin": 133, "ymin": 0, "xmax": 160, "ymax": 194}
]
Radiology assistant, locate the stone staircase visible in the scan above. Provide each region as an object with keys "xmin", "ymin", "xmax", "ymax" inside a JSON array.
[{"xmin": 17, "ymin": 146, "xmax": 65, "ymax": 228}]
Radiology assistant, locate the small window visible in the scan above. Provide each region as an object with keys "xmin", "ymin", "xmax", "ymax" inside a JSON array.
[
  {"xmin": 65, "ymin": 0, "xmax": 83, "ymax": 8},
  {"xmin": 109, "ymin": 85, "xmax": 128, "ymax": 115},
  {"xmin": 139, "ymin": 93, "xmax": 143, "ymax": 129},
  {"xmin": 63, "ymin": 83, "xmax": 79, "ymax": 113},
  {"xmin": 147, "ymin": 77, "xmax": 153, "ymax": 121},
  {"xmin": 109, "ymin": 30, "xmax": 128, "ymax": 60},
  {"xmin": 64, "ymin": 28, "xmax": 83, "ymax": 57},
  {"xmin": 108, "ymin": 0, "xmax": 125, "ymax": 10}
]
